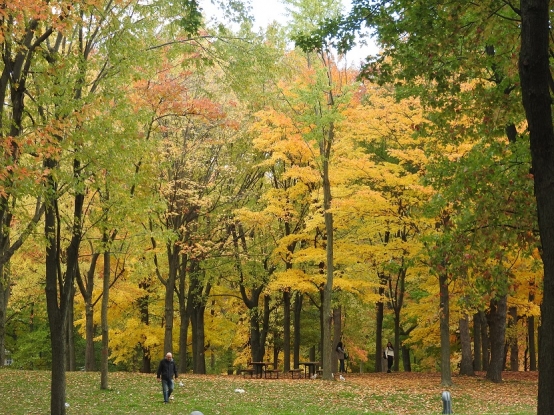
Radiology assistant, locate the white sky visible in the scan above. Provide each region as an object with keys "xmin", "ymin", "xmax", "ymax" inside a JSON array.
[{"xmin": 198, "ymin": 0, "xmax": 377, "ymax": 67}]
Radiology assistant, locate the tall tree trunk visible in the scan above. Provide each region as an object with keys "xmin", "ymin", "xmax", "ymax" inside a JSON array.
[
  {"xmin": 67, "ymin": 285, "xmax": 76, "ymax": 372},
  {"xmin": 528, "ymin": 286, "xmax": 537, "ymax": 371},
  {"xmin": 509, "ymin": 306, "xmax": 519, "ymax": 371},
  {"xmin": 528, "ymin": 314, "xmax": 536, "ymax": 371},
  {"xmin": 401, "ymin": 345, "xmax": 411, "ymax": 372},
  {"xmin": 191, "ymin": 274, "xmax": 210, "ymax": 375},
  {"xmin": 293, "ymin": 292, "xmax": 302, "ymax": 369},
  {"xmin": 45, "ymin": 157, "xmax": 84, "ymax": 415},
  {"xmin": 178, "ymin": 254, "xmax": 189, "ymax": 375},
  {"xmin": 45, "ymin": 195, "xmax": 68, "ymax": 415},
  {"xmin": 0, "ymin": 264, "xmax": 9, "ymax": 367},
  {"xmin": 486, "ymin": 295, "xmax": 507, "ymax": 382},
  {"xmin": 332, "ymin": 306, "xmax": 341, "ymax": 373},
  {"xmin": 375, "ymin": 273, "xmax": 386, "ymax": 372},
  {"xmin": 100, "ymin": 248, "xmax": 110, "ymax": 389},
  {"xmin": 519, "ymin": 0, "xmax": 554, "ymax": 412},
  {"xmin": 473, "ymin": 313, "xmax": 482, "ymax": 371},
  {"xmin": 283, "ymin": 290, "xmax": 291, "ymax": 372},
  {"xmin": 138, "ymin": 279, "xmax": 151, "ymax": 374},
  {"xmin": 439, "ymin": 272, "xmax": 452, "ymax": 386},
  {"xmin": 163, "ymin": 245, "xmax": 179, "ymax": 355},
  {"xmin": 321, "ymin": 152, "xmax": 334, "ymax": 380},
  {"xmin": 459, "ymin": 315, "xmax": 475, "ymax": 375},
  {"xmin": 480, "ymin": 310, "xmax": 490, "ymax": 371}
]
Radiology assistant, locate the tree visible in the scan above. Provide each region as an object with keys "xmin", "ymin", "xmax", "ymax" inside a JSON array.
[{"xmin": 518, "ymin": 0, "xmax": 554, "ymax": 412}]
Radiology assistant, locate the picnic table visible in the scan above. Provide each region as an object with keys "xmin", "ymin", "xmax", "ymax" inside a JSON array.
[
  {"xmin": 251, "ymin": 362, "xmax": 271, "ymax": 378},
  {"xmin": 299, "ymin": 361, "xmax": 320, "ymax": 378}
]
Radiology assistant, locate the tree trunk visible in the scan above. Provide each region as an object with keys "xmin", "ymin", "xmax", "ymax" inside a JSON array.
[
  {"xmin": 480, "ymin": 310, "xmax": 490, "ymax": 371},
  {"xmin": 528, "ymin": 314, "xmax": 536, "ymax": 371},
  {"xmin": 293, "ymin": 292, "xmax": 302, "ymax": 369},
  {"xmin": 459, "ymin": 315, "xmax": 475, "ymax": 375},
  {"xmin": 321, "ymin": 152, "xmax": 334, "ymax": 380},
  {"xmin": 401, "ymin": 345, "xmax": 411, "ymax": 372},
  {"xmin": 486, "ymin": 295, "xmax": 507, "ymax": 382},
  {"xmin": 0, "ymin": 264, "xmax": 9, "ymax": 367},
  {"xmin": 283, "ymin": 290, "xmax": 291, "ymax": 372},
  {"xmin": 375, "ymin": 274, "xmax": 385, "ymax": 372},
  {"xmin": 163, "ymin": 245, "xmax": 179, "ymax": 355},
  {"xmin": 177, "ymin": 257, "xmax": 190, "ymax": 375},
  {"xmin": 519, "ymin": 0, "xmax": 554, "ymax": 412},
  {"xmin": 100, "ymin": 249, "xmax": 110, "ymax": 389},
  {"xmin": 332, "ymin": 306, "xmax": 341, "ymax": 373},
  {"xmin": 191, "ymin": 276, "xmax": 210, "ymax": 375},
  {"xmin": 509, "ymin": 306, "xmax": 519, "ymax": 371},
  {"xmin": 439, "ymin": 272, "xmax": 452, "ymax": 386},
  {"xmin": 138, "ymin": 279, "xmax": 151, "ymax": 374},
  {"xmin": 473, "ymin": 313, "xmax": 482, "ymax": 371},
  {"xmin": 67, "ymin": 285, "xmax": 76, "ymax": 372},
  {"xmin": 45, "ymin": 197, "xmax": 68, "ymax": 415}
]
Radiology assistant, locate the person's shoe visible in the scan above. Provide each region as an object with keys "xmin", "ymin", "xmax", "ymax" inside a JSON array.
[{"xmin": 387, "ymin": 370, "xmax": 391, "ymax": 373}]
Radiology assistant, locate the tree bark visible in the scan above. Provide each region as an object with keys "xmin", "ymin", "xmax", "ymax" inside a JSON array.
[
  {"xmin": 283, "ymin": 290, "xmax": 291, "ymax": 372},
  {"xmin": 0, "ymin": 264, "xmax": 10, "ymax": 367},
  {"xmin": 473, "ymin": 313, "xmax": 482, "ymax": 371},
  {"xmin": 293, "ymin": 292, "xmax": 302, "ymax": 369},
  {"xmin": 100, "ymin": 248, "xmax": 110, "ymax": 389},
  {"xmin": 509, "ymin": 306, "xmax": 519, "ymax": 371},
  {"xmin": 480, "ymin": 310, "xmax": 490, "ymax": 371},
  {"xmin": 332, "ymin": 306, "xmax": 341, "ymax": 373},
  {"xmin": 528, "ymin": 314, "xmax": 536, "ymax": 371},
  {"xmin": 519, "ymin": 0, "xmax": 554, "ymax": 411},
  {"xmin": 486, "ymin": 295, "xmax": 507, "ymax": 382},
  {"xmin": 459, "ymin": 315, "xmax": 475, "ymax": 376},
  {"xmin": 375, "ymin": 272, "xmax": 386, "ymax": 372},
  {"xmin": 439, "ymin": 272, "xmax": 452, "ymax": 386}
]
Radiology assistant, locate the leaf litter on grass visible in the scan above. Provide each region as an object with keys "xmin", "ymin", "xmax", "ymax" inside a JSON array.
[{"xmin": 0, "ymin": 369, "xmax": 537, "ymax": 415}]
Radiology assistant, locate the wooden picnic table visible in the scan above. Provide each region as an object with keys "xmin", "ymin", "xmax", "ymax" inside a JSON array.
[
  {"xmin": 251, "ymin": 362, "xmax": 271, "ymax": 378},
  {"xmin": 299, "ymin": 361, "xmax": 320, "ymax": 378}
]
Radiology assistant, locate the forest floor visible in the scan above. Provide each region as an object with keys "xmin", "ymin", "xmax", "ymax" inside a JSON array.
[{"xmin": 0, "ymin": 368, "xmax": 537, "ymax": 414}]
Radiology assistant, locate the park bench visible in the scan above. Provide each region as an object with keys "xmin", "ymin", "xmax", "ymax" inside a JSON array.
[
  {"xmin": 264, "ymin": 369, "xmax": 281, "ymax": 379},
  {"xmin": 289, "ymin": 368, "xmax": 303, "ymax": 379},
  {"xmin": 240, "ymin": 368, "xmax": 254, "ymax": 378}
]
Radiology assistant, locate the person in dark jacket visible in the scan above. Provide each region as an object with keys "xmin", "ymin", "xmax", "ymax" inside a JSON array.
[
  {"xmin": 157, "ymin": 352, "xmax": 178, "ymax": 403},
  {"xmin": 336, "ymin": 341, "xmax": 346, "ymax": 373},
  {"xmin": 384, "ymin": 342, "xmax": 394, "ymax": 373}
]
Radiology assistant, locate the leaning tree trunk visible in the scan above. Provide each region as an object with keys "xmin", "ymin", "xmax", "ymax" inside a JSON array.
[
  {"xmin": 519, "ymin": 0, "xmax": 554, "ymax": 412},
  {"xmin": 439, "ymin": 272, "xmax": 452, "ymax": 386},
  {"xmin": 509, "ymin": 306, "xmax": 519, "ymax": 371},
  {"xmin": 486, "ymin": 295, "xmax": 507, "ymax": 383}
]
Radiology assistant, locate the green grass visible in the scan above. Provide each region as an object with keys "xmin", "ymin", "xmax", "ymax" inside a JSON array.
[{"xmin": 0, "ymin": 369, "xmax": 537, "ymax": 415}]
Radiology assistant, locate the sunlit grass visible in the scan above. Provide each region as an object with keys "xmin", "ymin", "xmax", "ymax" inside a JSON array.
[{"xmin": 0, "ymin": 368, "xmax": 537, "ymax": 415}]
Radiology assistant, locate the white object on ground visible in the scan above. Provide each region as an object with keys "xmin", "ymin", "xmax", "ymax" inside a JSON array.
[{"xmin": 234, "ymin": 388, "xmax": 245, "ymax": 393}]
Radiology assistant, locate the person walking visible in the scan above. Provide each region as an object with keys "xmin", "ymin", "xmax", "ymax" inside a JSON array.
[
  {"xmin": 157, "ymin": 352, "xmax": 178, "ymax": 403},
  {"xmin": 336, "ymin": 341, "xmax": 346, "ymax": 373},
  {"xmin": 384, "ymin": 342, "xmax": 394, "ymax": 373}
]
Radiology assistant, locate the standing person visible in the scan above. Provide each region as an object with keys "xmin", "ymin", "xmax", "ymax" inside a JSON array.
[
  {"xmin": 157, "ymin": 352, "xmax": 178, "ymax": 403},
  {"xmin": 384, "ymin": 342, "xmax": 394, "ymax": 373},
  {"xmin": 336, "ymin": 341, "xmax": 346, "ymax": 373}
]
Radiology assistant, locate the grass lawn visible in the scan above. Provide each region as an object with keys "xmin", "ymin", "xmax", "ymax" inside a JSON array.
[{"xmin": 0, "ymin": 369, "xmax": 537, "ymax": 415}]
